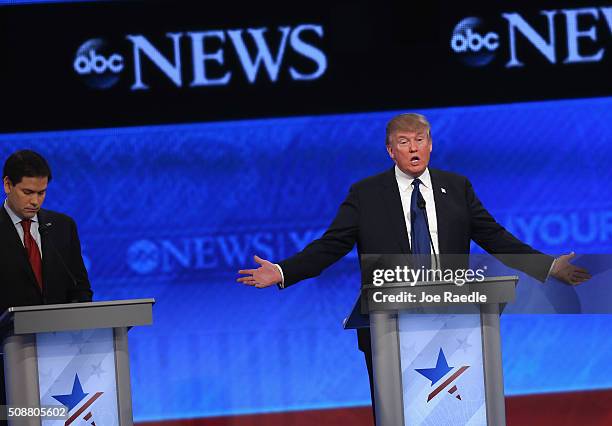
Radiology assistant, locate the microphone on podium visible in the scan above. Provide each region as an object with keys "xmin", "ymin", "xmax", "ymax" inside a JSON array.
[{"xmin": 39, "ymin": 222, "xmax": 84, "ymax": 301}]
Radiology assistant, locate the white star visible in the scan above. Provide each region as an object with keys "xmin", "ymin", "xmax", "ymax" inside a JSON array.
[
  {"xmin": 91, "ymin": 361, "xmax": 106, "ymax": 379},
  {"xmin": 457, "ymin": 336, "xmax": 472, "ymax": 352}
]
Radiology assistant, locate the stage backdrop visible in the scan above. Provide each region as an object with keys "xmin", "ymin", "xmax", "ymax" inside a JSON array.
[
  {"xmin": 1, "ymin": 0, "xmax": 612, "ymax": 422},
  {"xmin": 1, "ymin": 97, "xmax": 611, "ymax": 421}
]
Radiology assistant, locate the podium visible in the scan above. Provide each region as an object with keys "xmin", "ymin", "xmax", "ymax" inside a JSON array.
[
  {"xmin": 0, "ymin": 299, "xmax": 154, "ymax": 426},
  {"xmin": 345, "ymin": 277, "xmax": 517, "ymax": 426}
]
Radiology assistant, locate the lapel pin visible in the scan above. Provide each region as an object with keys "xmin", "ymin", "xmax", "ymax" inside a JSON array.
[{"xmin": 441, "ymin": 187, "xmax": 447, "ymax": 194}]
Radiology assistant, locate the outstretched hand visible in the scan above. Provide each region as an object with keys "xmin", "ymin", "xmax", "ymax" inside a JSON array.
[
  {"xmin": 550, "ymin": 252, "xmax": 591, "ymax": 286},
  {"xmin": 237, "ymin": 255, "xmax": 282, "ymax": 288}
]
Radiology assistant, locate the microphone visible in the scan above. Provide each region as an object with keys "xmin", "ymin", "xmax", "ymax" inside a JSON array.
[
  {"xmin": 38, "ymin": 222, "xmax": 83, "ymax": 300},
  {"xmin": 417, "ymin": 196, "xmax": 426, "ymax": 210},
  {"xmin": 416, "ymin": 193, "xmax": 439, "ymax": 270}
]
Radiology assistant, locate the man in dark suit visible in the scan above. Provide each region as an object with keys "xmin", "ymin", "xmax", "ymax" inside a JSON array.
[
  {"xmin": 0, "ymin": 150, "xmax": 92, "ymax": 411},
  {"xmin": 237, "ymin": 113, "xmax": 589, "ymax": 419}
]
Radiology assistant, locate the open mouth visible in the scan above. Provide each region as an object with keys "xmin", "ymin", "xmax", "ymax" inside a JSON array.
[{"xmin": 410, "ymin": 156, "xmax": 420, "ymax": 165}]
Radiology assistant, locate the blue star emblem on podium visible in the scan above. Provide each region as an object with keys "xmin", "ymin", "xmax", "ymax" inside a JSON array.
[
  {"xmin": 52, "ymin": 373, "xmax": 105, "ymax": 425},
  {"xmin": 52, "ymin": 374, "xmax": 88, "ymax": 411},
  {"xmin": 415, "ymin": 348, "xmax": 470, "ymax": 401}
]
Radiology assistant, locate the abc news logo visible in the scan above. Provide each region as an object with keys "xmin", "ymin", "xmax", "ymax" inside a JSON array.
[
  {"xmin": 74, "ymin": 39, "xmax": 124, "ymax": 89},
  {"xmin": 450, "ymin": 6, "xmax": 612, "ymax": 67},
  {"xmin": 450, "ymin": 17, "xmax": 499, "ymax": 66},
  {"xmin": 75, "ymin": 44, "xmax": 123, "ymax": 74},
  {"xmin": 452, "ymin": 27, "xmax": 499, "ymax": 52},
  {"xmin": 73, "ymin": 25, "xmax": 327, "ymax": 90}
]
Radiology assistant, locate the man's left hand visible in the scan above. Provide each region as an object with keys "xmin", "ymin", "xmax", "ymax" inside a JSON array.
[{"xmin": 550, "ymin": 252, "xmax": 591, "ymax": 286}]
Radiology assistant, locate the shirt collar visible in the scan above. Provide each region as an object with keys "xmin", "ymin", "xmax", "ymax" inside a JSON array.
[
  {"xmin": 3, "ymin": 199, "xmax": 39, "ymax": 225},
  {"xmin": 394, "ymin": 166, "xmax": 432, "ymax": 192}
]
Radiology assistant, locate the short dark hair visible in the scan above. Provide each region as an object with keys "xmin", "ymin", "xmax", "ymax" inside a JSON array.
[{"xmin": 3, "ymin": 150, "xmax": 53, "ymax": 185}]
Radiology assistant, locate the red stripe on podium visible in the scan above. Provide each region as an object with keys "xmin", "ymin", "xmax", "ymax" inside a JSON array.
[
  {"xmin": 66, "ymin": 392, "xmax": 103, "ymax": 426},
  {"xmin": 427, "ymin": 365, "xmax": 469, "ymax": 401}
]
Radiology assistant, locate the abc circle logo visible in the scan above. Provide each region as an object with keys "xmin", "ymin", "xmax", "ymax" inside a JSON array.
[
  {"xmin": 73, "ymin": 38, "xmax": 124, "ymax": 89},
  {"xmin": 127, "ymin": 240, "xmax": 160, "ymax": 274},
  {"xmin": 74, "ymin": 50, "xmax": 123, "ymax": 74},
  {"xmin": 450, "ymin": 17, "xmax": 499, "ymax": 67}
]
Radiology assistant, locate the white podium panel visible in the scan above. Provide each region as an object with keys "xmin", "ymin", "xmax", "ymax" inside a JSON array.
[
  {"xmin": 36, "ymin": 328, "xmax": 120, "ymax": 426},
  {"xmin": 398, "ymin": 311, "xmax": 486, "ymax": 425}
]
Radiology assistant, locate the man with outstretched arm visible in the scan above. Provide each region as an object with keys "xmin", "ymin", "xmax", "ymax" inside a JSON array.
[{"xmin": 237, "ymin": 113, "xmax": 590, "ymax": 421}]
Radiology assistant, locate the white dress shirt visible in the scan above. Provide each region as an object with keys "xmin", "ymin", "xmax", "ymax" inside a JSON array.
[
  {"xmin": 395, "ymin": 166, "xmax": 439, "ymax": 255},
  {"xmin": 277, "ymin": 167, "xmax": 440, "ymax": 288},
  {"xmin": 4, "ymin": 199, "xmax": 43, "ymax": 259},
  {"xmin": 277, "ymin": 167, "xmax": 556, "ymax": 287}
]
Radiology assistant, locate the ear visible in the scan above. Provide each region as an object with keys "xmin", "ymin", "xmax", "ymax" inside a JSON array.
[
  {"xmin": 386, "ymin": 143, "xmax": 395, "ymax": 160},
  {"xmin": 3, "ymin": 177, "xmax": 11, "ymax": 195}
]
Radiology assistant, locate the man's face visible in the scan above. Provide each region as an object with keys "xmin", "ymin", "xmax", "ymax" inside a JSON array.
[
  {"xmin": 386, "ymin": 129, "xmax": 432, "ymax": 177},
  {"xmin": 3, "ymin": 176, "xmax": 48, "ymax": 219}
]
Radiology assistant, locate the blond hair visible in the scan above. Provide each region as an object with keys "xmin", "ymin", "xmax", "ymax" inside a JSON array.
[{"xmin": 385, "ymin": 113, "xmax": 431, "ymax": 145}]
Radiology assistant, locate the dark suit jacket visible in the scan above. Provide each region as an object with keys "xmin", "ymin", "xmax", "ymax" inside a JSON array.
[
  {"xmin": 279, "ymin": 167, "xmax": 553, "ymax": 287},
  {"xmin": 0, "ymin": 206, "xmax": 92, "ymax": 409},
  {"xmin": 0, "ymin": 206, "xmax": 93, "ymax": 315}
]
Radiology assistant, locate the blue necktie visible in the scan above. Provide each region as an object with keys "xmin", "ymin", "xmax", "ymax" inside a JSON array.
[{"xmin": 410, "ymin": 178, "xmax": 431, "ymax": 270}]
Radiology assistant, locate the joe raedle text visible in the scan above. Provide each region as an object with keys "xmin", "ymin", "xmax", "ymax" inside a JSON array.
[{"xmin": 372, "ymin": 290, "xmax": 487, "ymax": 304}]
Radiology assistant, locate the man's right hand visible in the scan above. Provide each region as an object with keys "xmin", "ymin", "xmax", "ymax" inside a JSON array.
[{"xmin": 237, "ymin": 255, "xmax": 282, "ymax": 288}]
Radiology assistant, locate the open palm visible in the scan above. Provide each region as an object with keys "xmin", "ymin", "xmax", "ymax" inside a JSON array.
[{"xmin": 237, "ymin": 255, "xmax": 282, "ymax": 288}]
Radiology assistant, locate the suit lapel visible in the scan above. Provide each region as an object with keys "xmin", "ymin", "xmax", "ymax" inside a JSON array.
[
  {"xmin": 0, "ymin": 206, "xmax": 41, "ymax": 293},
  {"xmin": 429, "ymin": 169, "xmax": 450, "ymax": 254},
  {"xmin": 380, "ymin": 167, "xmax": 411, "ymax": 253}
]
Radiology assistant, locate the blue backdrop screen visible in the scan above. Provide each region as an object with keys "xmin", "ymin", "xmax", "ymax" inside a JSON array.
[{"xmin": 1, "ymin": 97, "xmax": 611, "ymax": 420}]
